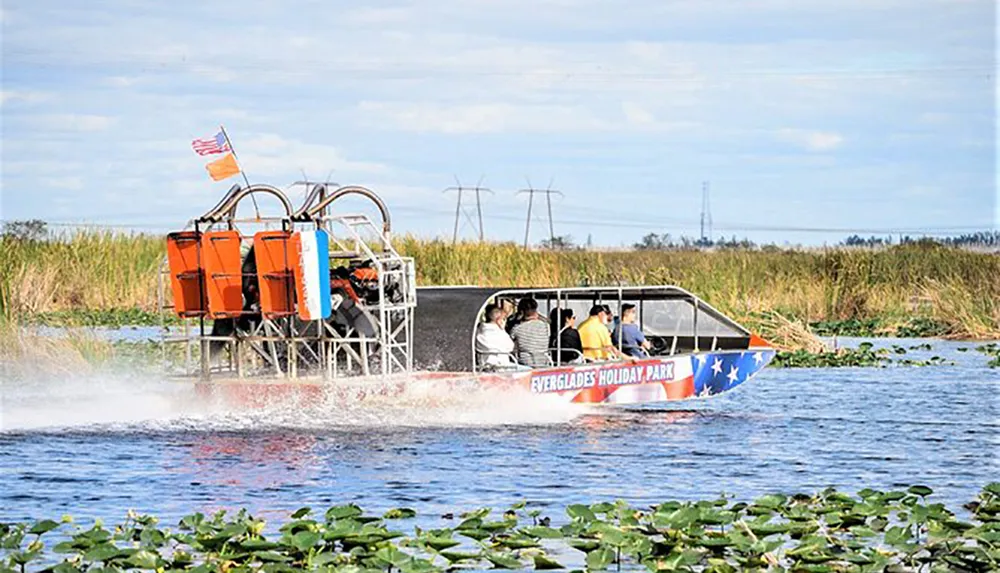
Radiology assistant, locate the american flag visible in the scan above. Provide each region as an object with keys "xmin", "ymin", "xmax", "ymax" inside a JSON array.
[{"xmin": 191, "ymin": 131, "xmax": 231, "ymax": 156}]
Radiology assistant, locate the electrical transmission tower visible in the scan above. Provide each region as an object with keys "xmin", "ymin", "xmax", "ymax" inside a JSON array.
[
  {"xmin": 700, "ymin": 181, "xmax": 713, "ymax": 245},
  {"xmin": 443, "ymin": 176, "xmax": 493, "ymax": 243},
  {"xmin": 516, "ymin": 178, "xmax": 563, "ymax": 248}
]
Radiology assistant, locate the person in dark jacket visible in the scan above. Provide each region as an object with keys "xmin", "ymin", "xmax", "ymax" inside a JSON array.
[{"xmin": 549, "ymin": 308, "xmax": 584, "ymax": 364}]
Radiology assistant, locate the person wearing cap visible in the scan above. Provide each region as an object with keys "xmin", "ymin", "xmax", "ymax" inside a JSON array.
[{"xmin": 578, "ymin": 304, "xmax": 629, "ymax": 361}]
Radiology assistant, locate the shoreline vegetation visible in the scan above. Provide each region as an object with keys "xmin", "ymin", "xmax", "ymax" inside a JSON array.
[
  {"xmin": 3, "ymin": 484, "xmax": 998, "ymax": 572},
  {"xmin": 1, "ymin": 230, "xmax": 998, "ymax": 367}
]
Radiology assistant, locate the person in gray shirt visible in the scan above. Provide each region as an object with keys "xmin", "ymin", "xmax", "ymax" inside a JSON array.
[{"xmin": 510, "ymin": 297, "xmax": 550, "ymax": 368}]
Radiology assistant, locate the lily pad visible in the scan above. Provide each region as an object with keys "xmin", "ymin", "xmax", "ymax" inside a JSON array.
[
  {"xmin": 567, "ymin": 505, "xmax": 596, "ymax": 522},
  {"xmin": 29, "ymin": 520, "xmax": 61, "ymax": 536},
  {"xmin": 486, "ymin": 552, "xmax": 523, "ymax": 569},
  {"xmin": 585, "ymin": 547, "xmax": 615, "ymax": 570},
  {"xmin": 532, "ymin": 554, "xmax": 564, "ymax": 570},
  {"xmin": 384, "ymin": 508, "xmax": 417, "ymax": 520},
  {"xmin": 439, "ymin": 550, "xmax": 481, "ymax": 562}
]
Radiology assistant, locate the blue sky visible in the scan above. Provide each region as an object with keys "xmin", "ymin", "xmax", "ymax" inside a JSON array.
[{"xmin": 0, "ymin": 0, "xmax": 995, "ymax": 247}]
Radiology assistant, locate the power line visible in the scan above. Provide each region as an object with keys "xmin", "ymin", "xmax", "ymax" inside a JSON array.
[
  {"xmin": 700, "ymin": 181, "xmax": 713, "ymax": 243},
  {"xmin": 3, "ymin": 207, "xmax": 993, "ymax": 238},
  {"xmin": 443, "ymin": 176, "xmax": 493, "ymax": 244},
  {"xmin": 516, "ymin": 179, "xmax": 564, "ymax": 248}
]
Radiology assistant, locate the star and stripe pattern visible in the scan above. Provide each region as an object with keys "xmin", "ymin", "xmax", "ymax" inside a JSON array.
[
  {"xmin": 691, "ymin": 349, "xmax": 776, "ymax": 397},
  {"xmin": 191, "ymin": 130, "xmax": 231, "ymax": 156}
]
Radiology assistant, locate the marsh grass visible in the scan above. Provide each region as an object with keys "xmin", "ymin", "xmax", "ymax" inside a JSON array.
[
  {"xmin": 0, "ymin": 231, "xmax": 163, "ymax": 319},
  {"xmin": 1, "ymin": 232, "xmax": 997, "ymax": 339}
]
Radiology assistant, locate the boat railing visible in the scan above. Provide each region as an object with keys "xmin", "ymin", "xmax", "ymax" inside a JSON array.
[
  {"xmin": 470, "ymin": 286, "xmax": 752, "ymax": 373},
  {"xmin": 159, "ymin": 182, "xmax": 416, "ymax": 381}
]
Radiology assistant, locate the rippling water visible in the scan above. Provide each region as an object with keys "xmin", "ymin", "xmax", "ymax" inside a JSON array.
[{"xmin": 1, "ymin": 337, "xmax": 996, "ymax": 525}]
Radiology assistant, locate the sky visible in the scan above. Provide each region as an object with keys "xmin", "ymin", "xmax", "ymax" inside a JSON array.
[{"xmin": 0, "ymin": 0, "xmax": 996, "ymax": 247}]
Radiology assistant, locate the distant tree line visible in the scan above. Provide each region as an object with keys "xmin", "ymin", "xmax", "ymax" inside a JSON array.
[
  {"xmin": 633, "ymin": 233, "xmax": 760, "ymax": 251},
  {"xmin": 632, "ymin": 231, "xmax": 1000, "ymax": 251},
  {"xmin": 3, "ymin": 219, "xmax": 998, "ymax": 251},
  {"xmin": 1, "ymin": 219, "xmax": 48, "ymax": 242},
  {"xmin": 841, "ymin": 231, "xmax": 1000, "ymax": 248}
]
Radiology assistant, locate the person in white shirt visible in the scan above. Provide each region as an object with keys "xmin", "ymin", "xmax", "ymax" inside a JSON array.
[{"xmin": 476, "ymin": 304, "xmax": 516, "ymax": 370}]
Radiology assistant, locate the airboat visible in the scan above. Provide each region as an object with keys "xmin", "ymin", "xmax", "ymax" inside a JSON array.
[{"xmin": 160, "ymin": 183, "xmax": 775, "ymax": 406}]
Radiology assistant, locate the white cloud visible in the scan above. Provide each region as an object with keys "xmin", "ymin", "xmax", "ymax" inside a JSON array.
[
  {"xmin": 28, "ymin": 114, "xmax": 115, "ymax": 132},
  {"xmin": 0, "ymin": 90, "xmax": 53, "ymax": 106},
  {"xmin": 903, "ymin": 185, "xmax": 942, "ymax": 198},
  {"xmin": 42, "ymin": 176, "xmax": 85, "ymax": 190},
  {"xmin": 105, "ymin": 76, "xmax": 142, "ymax": 88},
  {"xmin": 238, "ymin": 134, "xmax": 390, "ymax": 178},
  {"xmin": 0, "ymin": 0, "xmax": 992, "ymax": 244},
  {"xmin": 776, "ymin": 128, "xmax": 846, "ymax": 151},
  {"xmin": 357, "ymin": 101, "xmax": 617, "ymax": 134},
  {"xmin": 342, "ymin": 6, "xmax": 413, "ymax": 25}
]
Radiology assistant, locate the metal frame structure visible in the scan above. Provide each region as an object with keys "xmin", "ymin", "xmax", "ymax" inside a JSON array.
[
  {"xmin": 468, "ymin": 286, "xmax": 754, "ymax": 373},
  {"xmin": 158, "ymin": 183, "xmax": 417, "ymax": 381}
]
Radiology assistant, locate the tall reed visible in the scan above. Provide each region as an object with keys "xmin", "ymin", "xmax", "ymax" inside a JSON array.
[{"xmin": 1, "ymin": 232, "xmax": 997, "ymax": 338}]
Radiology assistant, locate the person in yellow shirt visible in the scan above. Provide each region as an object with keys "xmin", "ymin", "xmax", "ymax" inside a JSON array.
[{"xmin": 578, "ymin": 305, "xmax": 629, "ymax": 361}]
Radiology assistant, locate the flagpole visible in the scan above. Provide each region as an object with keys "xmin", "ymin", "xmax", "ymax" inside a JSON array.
[{"xmin": 219, "ymin": 125, "xmax": 260, "ymax": 219}]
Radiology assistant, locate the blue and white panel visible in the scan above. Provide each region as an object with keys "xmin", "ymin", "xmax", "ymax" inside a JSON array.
[{"xmin": 295, "ymin": 229, "xmax": 332, "ymax": 321}]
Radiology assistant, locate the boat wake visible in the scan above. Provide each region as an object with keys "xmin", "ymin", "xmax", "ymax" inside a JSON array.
[{"xmin": 0, "ymin": 371, "xmax": 586, "ymax": 433}]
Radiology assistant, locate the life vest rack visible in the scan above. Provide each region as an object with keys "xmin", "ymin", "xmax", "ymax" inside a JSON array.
[{"xmin": 158, "ymin": 182, "xmax": 417, "ymax": 382}]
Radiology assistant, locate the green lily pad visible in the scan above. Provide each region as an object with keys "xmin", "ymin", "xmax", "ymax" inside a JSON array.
[
  {"xmin": 241, "ymin": 539, "xmax": 281, "ymax": 550},
  {"xmin": 753, "ymin": 494, "xmax": 787, "ymax": 509},
  {"xmin": 482, "ymin": 520, "xmax": 515, "ymax": 532},
  {"xmin": 458, "ymin": 528, "xmax": 491, "ymax": 541},
  {"xmin": 532, "ymin": 554, "xmax": 564, "ymax": 570},
  {"xmin": 439, "ymin": 550, "xmax": 481, "ymax": 562},
  {"xmin": 567, "ymin": 539, "xmax": 601, "ymax": 552},
  {"xmin": 567, "ymin": 505, "xmax": 596, "ymax": 522},
  {"xmin": 384, "ymin": 508, "xmax": 417, "ymax": 520},
  {"xmin": 375, "ymin": 545, "xmax": 411, "ymax": 567},
  {"xmin": 585, "ymin": 547, "xmax": 615, "ymax": 570},
  {"xmin": 83, "ymin": 543, "xmax": 124, "ymax": 562},
  {"xmin": 291, "ymin": 507, "xmax": 312, "ymax": 519},
  {"xmin": 456, "ymin": 517, "xmax": 483, "ymax": 530},
  {"xmin": 290, "ymin": 530, "xmax": 321, "ymax": 552},
  {"xmin": 326, "ymin": 504, "xmax": 363, "ymax": 521},
  {"xmin": 125, "ymin": 549, "xmax": 160, "ymax": 569},
  {"xmin": 521, "ymin": 526, "xmax": 563, "ymax": 539},
  {"xmin": 486, "ymin": 552, "xmax": 522, "ymax": 569},
  {"xmin": 29, "ymin": 520, "xmax": 61, "ymax": 536},
  {"xmin": 423, "ymin": 536, "xmax": 460, "ymax": 551},
  {"xmin": 254, "ymin": 550, "xmax": 293, "ymax": 562},
  {"xmin": 501, "ymin": 537, "xmax": 541, "ymax": 549}
]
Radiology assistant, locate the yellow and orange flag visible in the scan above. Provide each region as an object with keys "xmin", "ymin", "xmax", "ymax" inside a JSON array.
[{"xmin": 205, "ymin": 153, "xmax": 241, "ymax": 181}]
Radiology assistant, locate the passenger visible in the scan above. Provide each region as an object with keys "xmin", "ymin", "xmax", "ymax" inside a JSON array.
[
  {"xmin": 604, "ymin": 304, "xmax": 618, "ymax": 335},
  {"xmin": 476, "ymin": 304, "xmax": 516, "ymax": 370},
  {"xmin": 549, "ymin": 308, "xmax": 583, "ymax": 364},
  {"xmin": 500, "ymin": 298, "xmax": 516, "ymax": 321},
  {"xmin": 579, "ymin": 304, "xmax": 630, "ymax": 362},
  {"xmin": 501, "ymin": 298, "xmax": 520, "ymax": 334},
  {"xmin": 612, "ymin": 303, "xmax": 651, "ymax": 358},
  {"xmin": 509, "ymin": 297, "xmax": 550, "ymax": 368}
]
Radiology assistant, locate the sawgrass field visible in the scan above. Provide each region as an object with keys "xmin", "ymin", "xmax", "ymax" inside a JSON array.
[{"xmin": 1, "ymin": 230, "xmax": 998, "ymax": 347}]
